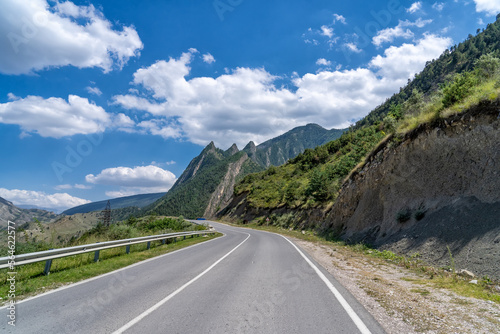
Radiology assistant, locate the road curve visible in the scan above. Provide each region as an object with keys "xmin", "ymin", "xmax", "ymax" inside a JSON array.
[{"xmin": 2, "ymin": 221, "xmax": 386, "ymax": 334}]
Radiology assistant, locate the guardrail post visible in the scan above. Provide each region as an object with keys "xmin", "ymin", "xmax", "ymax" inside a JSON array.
[
  {"xmin": 174, "ymin": 237, "xmax": 177, "ymax": 243},
  {"xmin": 183, "ymin": 236, "xmax": 186, "ymax": 240},
  {"xmin": 147, "ymin": 241, "xmax": 151, "ymax": 250},
  {"xmin": 126, "ymin": 245, "xmax": 130, "ymax": 254},
  {"xmin": 161, "ymin": 239, "xmax": 166, "ymax": 245},
  {"xmin": 43, "ymin": 248, "xmax": 54, "ymax": 275},
  {"xmin": 94, "ymin": 250, "xmax": 100, "ymax": 262}
]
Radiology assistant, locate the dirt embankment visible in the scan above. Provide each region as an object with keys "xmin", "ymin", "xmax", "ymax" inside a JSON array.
[{"xmin": 222, "ymin": 101, "xmax": 500, "ymax": 280}]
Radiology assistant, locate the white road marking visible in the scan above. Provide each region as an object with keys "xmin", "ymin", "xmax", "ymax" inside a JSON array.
[
  {"xmin": 112, "ymin": 232, "xmax": 251, "ymax": 334},
  {"xmin": 280, "ymin": 235, "xmax": 372, "ymax": 334}
]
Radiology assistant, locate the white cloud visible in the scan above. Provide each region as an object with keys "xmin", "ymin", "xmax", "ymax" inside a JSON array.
[
  {"xmin": 333, "ymin": 14, "xmax": 346, "ymax": 24},
  {"xmin": 86, "ymin": 165, "xmax": 177, "ymax": 188},
  {"xmin": 345, "ymin": 43, "xmax": 362, "ymax": 53},
  {"xmin": 137, "ymin": 119, "xmax": 183, "ymax": 139},
  {"xmin": 7, "ymin": 93, "xmax": 19, "ymax": 101},
  {"xmin": 0, "ymin": 95, "xmax": 109, "ymax": 138},
  {"xmin": 86, "ymin": 165, "xmax": 177, "ymax": 197},
  {"xmin": 370, "ymin": 34, "xmax": 452, "ymax": 81},
  {"xmin": 432, "ymin": 2, "xmax": 445, "ymax": 11},
  {"xmin": 316, "ymin": 58, "xmax": 332, "ymax": 66},
  {"xmin": 0, "ymin": 0, "xmax": 143, "ymax": 75},
  {"xmin": 202, "ymin": 53, "xmax": 216, "ymax": 64},
  {"xmin": 0, "ymin": 188, "xmax": 90, "ymax": 212},
  {"xmin": 86, "ymin": 86, "xmax": 103, "ymax": 96},
  {"xmin": 0, "ymin": 94, "xmax": 134, "ymax": 138},
  {"xmin": 113, "ymin": 37, "xmax": 451, "ymax": 148},
  {"xmin": 473, "ymin": 0, "xmax": 500, "ymax": 15},
  {"xmin": 372, "ymin": 19, "xmax": 432, "ymax": 46},
  {"xmin": 373, "ymin": 26, "xmax": 414, "ymax": 47},
  {"xmin": 320, "ymin": 25, "xmax": 334, "ymax": 38},
  {"xmin": 407, "ymin": 2, "xmax": 422, "ymax": 13}
]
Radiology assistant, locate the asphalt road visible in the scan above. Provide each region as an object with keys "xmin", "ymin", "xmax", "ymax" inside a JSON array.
[{"xmin": 2, "ymin": 221, "xmax": 386, "ymax": 334}]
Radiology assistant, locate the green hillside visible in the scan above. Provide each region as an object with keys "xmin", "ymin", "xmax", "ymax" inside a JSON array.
[
  {"xmin": 357, "ymin": 14, "xmax": 500, "ymax": 128},
  {"xmin": 146, "ymin": 146, "xmax": 262, "ymax": 218}
]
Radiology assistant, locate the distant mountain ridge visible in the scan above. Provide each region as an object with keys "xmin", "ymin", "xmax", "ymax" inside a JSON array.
[
  {"xmin": 0, "ymin": 196, "xmax": 58, "ymax": 229},
  {"xmin": 62, "ymin": 192, "xmax": 166, "ymax": 215},
  {"xmin": 244, "ymin": 124, "xmax": 343, "ymax": 167},
  {"xmin": 146, "ymin": 123, "xmax": 344, "ymax": 218}
]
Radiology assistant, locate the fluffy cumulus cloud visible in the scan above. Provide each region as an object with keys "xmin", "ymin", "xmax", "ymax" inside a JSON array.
[
  {"xmin": 0, "ymin": 0, "xmax": 143, "ymax": 75},
  {"xmin": 407, "ymin": 2, "xmax": 422, "ymax": 13},
  {"xmin": 320, "ymin": 25, "xmax": 334, "ymax": 38},
  {"xmin": 86, "ymin": 86, "xmax": 102, "ymax": 96},
  {"xmin": 473, "ymin": 0, "xmax": 500, "ymax": 15},
  {"xmin": 333, "ymin": 14, "xmax": 346, "ymax": 24},
  {"xmin": 113, "ymin": 35, "xmax": 452, "ymax": 148},
  {"xmin": 86, "ymin": 165, "xmax": 177, "ymax": 196},
  {"xmin": 202, "ymin": 53, "xmax": 216, "ymax": 64},
  {"xmin": 316, "ymin": 58, "xmax": 332, "ymax": 66},
  {"xmin": 370, "ymin": 34, "xmax": 452, "ymax": 82},
  {"xmin": 0, "ymin": 94, "xmax": 133, "ymax": 138},
  {"xmin": 372, "ymin": 19, "xmax": 432, "ymax": 46},
  {"xmin": 0, "ymin": 188, "xmax": 90, "ymax": 212}
]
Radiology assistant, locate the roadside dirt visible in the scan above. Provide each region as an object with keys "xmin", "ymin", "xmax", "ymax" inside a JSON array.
[{"xmin": 294, "ymin": 238, "xmax": 500, "ymax": 334}]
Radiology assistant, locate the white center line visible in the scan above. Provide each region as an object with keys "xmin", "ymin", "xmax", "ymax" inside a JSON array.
[{"xmin": 112, "ymin": 232, "xmax": 251, "ymax": 334}]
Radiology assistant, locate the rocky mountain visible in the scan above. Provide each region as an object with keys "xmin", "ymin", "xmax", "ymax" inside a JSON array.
[
  {"xmin": 62, "ymin": 192, "xmax": 166, "ymax": 215},
  {"xmin": 146, "ymin": 143, "xmax": 262, "ymax": 218},
  {"xmin": 147, "ymin": 124, "xmax": 343, "ymax": 218},
  {"xmin": 0, "ymin": 196, "xmax": 58, "ymax": 229},
  {"xmin": 244, "ymin": 124, "xmax": 343, "ymax": 167}
]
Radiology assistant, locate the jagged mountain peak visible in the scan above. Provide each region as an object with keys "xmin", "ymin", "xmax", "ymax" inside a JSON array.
[
  {"xmin": 226, "ymin": 143, "xmax": 239, "ymax": 156},
  {"xmin": 203, "ymin": 141, "xmax": 217, "ymax": 153}
]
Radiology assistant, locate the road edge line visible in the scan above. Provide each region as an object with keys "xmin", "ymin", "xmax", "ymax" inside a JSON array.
[{"xmin": 280, "ymin": 235, "xmax": 372, "ymax": 334}]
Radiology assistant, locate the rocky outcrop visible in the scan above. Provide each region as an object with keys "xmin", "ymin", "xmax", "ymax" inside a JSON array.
[{"xmin": 204, "ymin": 153, "xmax": 249, "ymax": 217}]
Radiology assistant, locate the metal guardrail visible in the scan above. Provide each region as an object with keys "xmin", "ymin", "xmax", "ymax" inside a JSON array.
[{"xmin": 0, "ymin": 230, "xmax": 216, "ymax": 274}]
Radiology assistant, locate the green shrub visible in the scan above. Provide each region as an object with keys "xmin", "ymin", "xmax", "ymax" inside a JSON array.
[
  {"xmin": 441, "ymin": 72, "xmax": 477, "ymax": 108},
  {"xmin": 396, "ymin": 209, "xmax": 412, "ymax": 223}
]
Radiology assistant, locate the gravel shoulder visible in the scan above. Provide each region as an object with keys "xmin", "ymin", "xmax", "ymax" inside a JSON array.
[{"xmin": 294, "ymin": 238, "xmax": 500, "ymax": 334}]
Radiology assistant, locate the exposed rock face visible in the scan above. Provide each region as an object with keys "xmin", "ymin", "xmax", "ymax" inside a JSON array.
[
  {"xmin": 318, "ymin": 103, "xmax": 500, "ymax": 279},
  {"xmin": 204, "ymin": 153, "xmax": 249, "ymax": 217},
  {"xmin": 322, "ymin": 103, "xmax": 500, "ymax": 241}
]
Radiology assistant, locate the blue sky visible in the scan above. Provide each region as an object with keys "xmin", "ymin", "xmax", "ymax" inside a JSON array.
[{"xmin": 0, "ymin": 0, "xmax": 498, "ymax": 212}]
